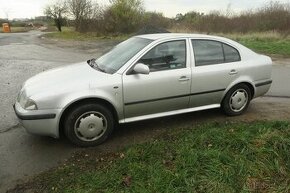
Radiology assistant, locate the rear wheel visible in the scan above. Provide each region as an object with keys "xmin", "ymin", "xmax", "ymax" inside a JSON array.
[
  {"xmin": 221, "ymin": 84, "xmax": 251, "ymax": 116},
  {"xmin": 64, "ymin": 103, "xmax": 114, "ymax": 147}
]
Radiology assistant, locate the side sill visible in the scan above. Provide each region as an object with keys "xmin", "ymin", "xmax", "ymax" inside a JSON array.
[{"xmin": 119, "ymin": 104, "xmax": 220, "ymax": 124}]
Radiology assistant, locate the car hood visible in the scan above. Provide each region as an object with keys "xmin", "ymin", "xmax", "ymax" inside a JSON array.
[{"xmin": 23, "ymin": 62, "xmax": 109, "ymax": 97}]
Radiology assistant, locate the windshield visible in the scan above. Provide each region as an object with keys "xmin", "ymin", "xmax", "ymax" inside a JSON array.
[{"xmin": 96, "ymin": 37, "xmax": 153, "ymax": 74}]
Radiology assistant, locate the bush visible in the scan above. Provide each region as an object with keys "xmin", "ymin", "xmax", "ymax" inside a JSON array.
[
  {"xmin": 174, "ymin": 1, "xmax": 290, "ymax": 34},
  {"xmin": 143, "ymin": 12, "xmax": 171, "ymax": 29},
  {"xmin": 102, "ymin": 0, "xmax": 144, "ymax": 34}
]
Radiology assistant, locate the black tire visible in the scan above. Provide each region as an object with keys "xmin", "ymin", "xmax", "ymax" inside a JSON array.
[
  {"xmin": 64, "ymin": 103, "xmax": 114, "ymax": 147},
  {"xmin": 221, "ymin": 84, "xmax": 252, "ymax": 116}
]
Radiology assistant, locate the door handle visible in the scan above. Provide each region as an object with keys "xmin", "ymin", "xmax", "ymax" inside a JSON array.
[
  {"xmin": 229, "ymin": 69, "xmax": 238, "ymax": 75},
  {"xmin": 179, "ymin": 76, "xmax": 190, "ymax": 81}
]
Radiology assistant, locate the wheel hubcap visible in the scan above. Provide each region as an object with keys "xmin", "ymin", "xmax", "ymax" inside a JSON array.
[
  {"xmin": 74, "ymin": 111, "xmax": 107, "ymax": 142},
  {"xmin": 230, "ymin": 89, "xmax": 248, "ymax": 112}
]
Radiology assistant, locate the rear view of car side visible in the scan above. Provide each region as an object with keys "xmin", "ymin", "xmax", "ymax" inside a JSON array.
[
  {"xmin": 14, "ymin": 34, "xmax": 272, "ymax": 147},
  {"xmin": 188, "ymin": 37, "xmax": 272, "ymax": 116}
]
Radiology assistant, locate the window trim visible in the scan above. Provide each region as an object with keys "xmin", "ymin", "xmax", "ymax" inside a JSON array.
[
  {"xmin": 126, "ymin": 39, "xmax": 188, "ymax": 75},
  {"xmin": 191, "ymin": 39, "xmax": 241, "ymax": 67}
]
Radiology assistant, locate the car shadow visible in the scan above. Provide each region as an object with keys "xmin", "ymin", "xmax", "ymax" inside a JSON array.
[{"xmin": 92, "ymin": 108, "xmax": 226, "ymax": 152}]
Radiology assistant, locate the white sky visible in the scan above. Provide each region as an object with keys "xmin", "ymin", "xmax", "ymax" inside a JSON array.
[{"xmin": 0, "ymin": 0, "xmax": 290, "ymax": 19}]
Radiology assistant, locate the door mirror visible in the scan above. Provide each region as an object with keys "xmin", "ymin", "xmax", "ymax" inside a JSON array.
[{"xmin": 133, "ymin": 63, "xmax": 150, "ymax": 75}]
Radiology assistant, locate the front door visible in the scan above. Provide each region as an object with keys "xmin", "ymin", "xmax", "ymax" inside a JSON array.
[{"xmin": 123, "ymin": 39, "xmax": 191, "ymax": 119}]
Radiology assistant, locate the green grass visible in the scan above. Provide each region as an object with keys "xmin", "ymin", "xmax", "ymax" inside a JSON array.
[
  {"xmin": 44, "ymin": 27, "xmax": 129, "ymax": 41},
  {"xmin": 13, "ymin": 121, "xmax": 290, "ymax": 193},
  {"xmin": 214, "ymin": 32, "xmax": 290, "ymax": 57}
]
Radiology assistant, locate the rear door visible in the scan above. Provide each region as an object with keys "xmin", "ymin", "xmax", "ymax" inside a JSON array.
[
  {"xmin": 123, "ymin": 39, "xmax": 192, "ymax": 119},
  {"xmin": 189, "ymin": 39, "xmax": 242, "ymax": 107}
]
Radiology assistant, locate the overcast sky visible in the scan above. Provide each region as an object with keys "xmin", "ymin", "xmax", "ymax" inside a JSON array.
[{"xmin": 0, "ymin": 0, "xmax": 290, "ymax": 19}]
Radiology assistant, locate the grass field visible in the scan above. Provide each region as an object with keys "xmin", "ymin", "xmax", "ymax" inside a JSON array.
[
  {"xmin": 11, "ymin": 121, "xmax": 290, "ymax": 193},
  {"xmin": 45, "ymin": 29, "xmax": 290, "ymax": 57},
  {"xmin": 44, "ymin": 27, "xmax": 129, "ymax": 41},
  {"xmin": 225, "ymin": 32, "xmax": 290, "ymax": 58}
]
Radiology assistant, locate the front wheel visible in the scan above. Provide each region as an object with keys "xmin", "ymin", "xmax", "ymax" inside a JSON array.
[
  {"xmin": 64, "ymin": 103, "xmax": 114, "ymax": 147},
  {"xmin": 221, "ymin": 84, "xmax": 252, "ymax": 116}
]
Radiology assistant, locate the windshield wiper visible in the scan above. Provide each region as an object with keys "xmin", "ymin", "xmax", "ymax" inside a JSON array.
[{"xmin": 87, "ymin": 58, "xmax": 106, "ymax": 73}]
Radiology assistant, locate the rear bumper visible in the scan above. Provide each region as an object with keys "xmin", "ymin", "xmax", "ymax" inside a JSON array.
[
  {"xmin": 254, "ymin": 79, "xmax": 272, "ymax": 98},
  {"xmin": 255, "ymin": 80, "xmax": 273, "ymax": 88},
  {"xmin": 13, "ymin": 102, "xmax": 62, "ymax": 138}
]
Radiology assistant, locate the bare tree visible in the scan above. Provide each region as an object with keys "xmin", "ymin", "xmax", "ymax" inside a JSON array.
[
  {"xmin": 44, "ymin": 1, "xmax": 67, "ymax": 32},
  {"xmin": 67, "ymin": 0, "xmax": 94, "ymax": 32}
]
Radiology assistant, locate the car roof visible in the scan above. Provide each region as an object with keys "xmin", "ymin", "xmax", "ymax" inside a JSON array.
[{"xmin": 136, "ymin": 33, "xmax": 217, "ymax": 40}]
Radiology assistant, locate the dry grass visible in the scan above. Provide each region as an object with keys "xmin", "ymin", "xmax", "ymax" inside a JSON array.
[
  {"xmin": 0, "ymin": 27, "xmax": 32, "ymax": 33},
  {"xmin": 218, "ymin": 31, "xmax": 290, "ymax": 40}
]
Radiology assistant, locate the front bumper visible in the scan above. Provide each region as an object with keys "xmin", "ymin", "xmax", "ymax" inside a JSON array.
[{"xmin": 13, "ymin": 102, "xmax": 62, "ymax": 138}]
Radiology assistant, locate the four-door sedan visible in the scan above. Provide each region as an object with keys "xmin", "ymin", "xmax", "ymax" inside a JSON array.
[{"xmin": 14, "ymin": 33, "xmax": 272, "ymax": 146}]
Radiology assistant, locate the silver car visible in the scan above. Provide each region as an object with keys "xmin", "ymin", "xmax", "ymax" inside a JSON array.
[{"xmin": 14, "ymin": 33, "xmax": 272, "ymax": 146}]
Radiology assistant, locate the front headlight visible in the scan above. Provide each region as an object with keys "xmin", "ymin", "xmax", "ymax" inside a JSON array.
[
  {"xmin": 19, "ymin": 91, "xmax": 38, "ymax": 110},
  {"xmin": 24, "ymin": 99, "xmax": 38, "ymax": 110}
]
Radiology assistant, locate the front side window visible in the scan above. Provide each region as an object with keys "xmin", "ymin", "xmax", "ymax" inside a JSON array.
[
  {"xmin": 138, "ymin": 40, "xmax": 186, "ymax": 72},
  {"xmin": 192, "ymin": 40, "xmax": 241, "ymax": 66},
  {"xmin": 96, "ymin": 37, "xmax": 153, "ymax": 74}
]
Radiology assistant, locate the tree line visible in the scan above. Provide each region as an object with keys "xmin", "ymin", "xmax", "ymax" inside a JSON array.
[
  {"xmin": 175, "ymin": 1, "xmax": 290, "ymax": 34},
  {"xmin": 44, "ymin": 0, "xmax": 169, "ymax": 34},
  {"xmin": 44, "ymin": 0, "xmax": 290, "ymax": 35}
]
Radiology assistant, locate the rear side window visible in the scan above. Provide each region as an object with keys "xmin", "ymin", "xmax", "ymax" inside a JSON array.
[
  {"xmin": 223, "ymin": 44, "xmax": 241, "ymax": 63},
  {"xmin": 192, "ymin": 40, "xmax": 240, "ymax": 66},
  {"xmin": 192, "ymin": 40, "xmax": 224, "ymax": 66}
]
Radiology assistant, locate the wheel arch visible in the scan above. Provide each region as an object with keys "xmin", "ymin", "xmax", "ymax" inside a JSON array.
[
  {"xmin": 58, "ymin": 97, "xmax": 119, "ymax": 138},
  {"xmin": 222, "ymin": 81, "xmax": 255, "ymax": 103}
]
